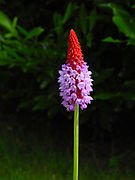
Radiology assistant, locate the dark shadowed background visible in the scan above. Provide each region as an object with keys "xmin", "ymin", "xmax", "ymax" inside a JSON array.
[{"xmin": 0, "ymin": 0, "xmax": 135, "ymax": 179}]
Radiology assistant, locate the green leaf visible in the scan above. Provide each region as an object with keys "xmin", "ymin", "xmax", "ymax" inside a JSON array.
[
  {"xmin": 10, "ymin": 17, "xmax": 18, "ymax": 38},
  {"xmin": 127, "ymin": 38, "xmax": 135, "ymax": 45},
  {"xmin": 0, "ymin": 11, "xmax": 12, "ymax": 31},
  {"xmin": 86, "ymin": 32, "xmax": 93, "ymax": 47},
  {"xmin": 116, "ymin": 92, "xmax": 135, "ymax": 100},
  {"xmin": 98, "ymin": 3, "xmax": 112, "ymax": 8},
  {"xmin": 17, "ymin": 100, "xmax": 34, "ymax": 110},
  {"xmin": 94, "ymin": 93, "xmax": 115, "ymax": 100},
  {"xmin": 0, "ymin": 34, "xmax": 4, "ymax": 42},
  {"xmin": 25, "ymin": 27, "xmax": 44, "ymax": 40},
  {"xmin": 62, "ymin": 2, "xmax": 72, "ymax": 24},
  {"xmin": 0, "ymin": 14, "xmax": 18, "ymax": 38},
  {"xmin": 17, "ymin": 25, "xmax": 29, "ymax": 36},
  {"xmin": 112, "ymin": 15, "xmax": 135, "ymax": 39},
  {"xmin": 40, "ymin": 80, "xmax": 49, "ymax": 89},
  {"xmin": 48, "ymin": 69, "xmax": 54, "ymax": 78},
  {"xmin": 53, "ymin": 12, "xmax": 62, "ymax": 35},
  {"xmin": 131, "ymin": 4, "xmax": 135, "ymax": 8},
  {"xmin": 124, "ymin": 80, "xmax": 135, "ymax": 87},
  {"xmin": 102, "ymin": 36, "xmax": 122, "ymax": 43},
  {"xmin": 89, "ymin": 9, "xmax": 98, "ymax": 31},
  {"xmin": 104, "ymin": 3, "xmax": 135, "ymax": 39},
  {"xmin": 79, "ymin": 3, "xmax": 87, "ymax": 35},
  {"xmin": 12, "ymin": 17, "xmax": 18, "ymax": 30},
  {"xmin": 0, "ymin": 60, "xmax": 8, "ymax": 66},
  {"xmin": 62, "ymin": 3, "xmax": 78, "ymax": 24}
]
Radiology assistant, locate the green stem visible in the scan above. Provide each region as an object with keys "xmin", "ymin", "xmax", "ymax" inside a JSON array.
[{"xmin": 73, "ymin": 104, "xmax": 79, "ymax": 180}]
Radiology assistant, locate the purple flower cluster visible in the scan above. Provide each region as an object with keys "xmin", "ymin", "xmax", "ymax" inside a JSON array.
[{"xmin": 58, "ymin": 62, "xmax": 93, "ymax": 111}]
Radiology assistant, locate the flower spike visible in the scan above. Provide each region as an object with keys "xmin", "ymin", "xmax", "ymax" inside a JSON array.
[{"xmin": 58, "ymin": 29, "xmax": 93, "ymax": 111}]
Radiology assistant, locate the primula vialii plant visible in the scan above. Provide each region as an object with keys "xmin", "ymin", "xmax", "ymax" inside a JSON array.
[{"xmin": 58, "ymin": 29, "xmax": 93, "ymax": 180}]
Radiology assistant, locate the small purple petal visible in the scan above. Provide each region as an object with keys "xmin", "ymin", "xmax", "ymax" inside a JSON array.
[
  {"xmin": 80, "ymin": 103, "xmax": 87, "ymax": 110},
  {"xmin": 69, "ymin": 103, "xmax": 75, "ymax": 111},
  {"xmin": 78, "ymin": 82, "xmax": 85, "ymax": 89},
  {"xmin": 70, "ymin": 85, "xmax": 77, "ymax": 92},
  {"xmin": 71, "ymin": 93, "xmax": 77, "ymax": 101},
  {"xmin": 75, "ymin": 99, "xmax": 82, "ymax": 106}
]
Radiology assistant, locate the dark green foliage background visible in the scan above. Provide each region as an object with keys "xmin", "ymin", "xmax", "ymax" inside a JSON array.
[{"xmin": 0, "ymin": 0, "xmax": 135, "ymax": 155}]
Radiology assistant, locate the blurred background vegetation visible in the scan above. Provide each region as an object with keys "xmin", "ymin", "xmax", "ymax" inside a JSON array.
[{"xmin": 0, "ymin": 0, "xmax": 135, "ymax": 179}]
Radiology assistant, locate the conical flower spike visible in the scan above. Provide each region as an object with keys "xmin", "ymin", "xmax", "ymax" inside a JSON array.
[{"xmin": 58, "ymin": 29, "xmax": 93, "ymax": 111}]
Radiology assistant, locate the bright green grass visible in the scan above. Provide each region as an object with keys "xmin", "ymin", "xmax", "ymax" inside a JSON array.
[{"xmin": 0, "ymin": 132, "xmax": 134, "ymax": 180}]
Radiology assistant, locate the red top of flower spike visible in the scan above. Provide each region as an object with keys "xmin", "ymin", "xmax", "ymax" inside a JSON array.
[{"xmin": 67, "ymin": 29, "xmax": 84, "ymax": 69}]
